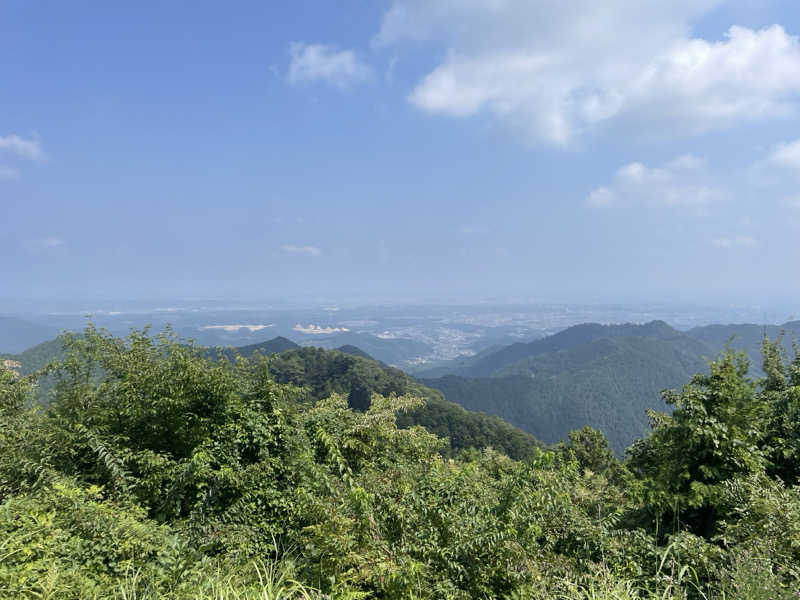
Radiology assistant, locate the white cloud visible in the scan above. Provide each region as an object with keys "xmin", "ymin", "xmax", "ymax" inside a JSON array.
[
  {"xmin": 586, "ymin": 187, "xmax": 616, "ymax": 208},
  {"xmin": 766, "ymin": 138, "xmax": 800, "ymax": 169},
  {"xmin": 288, "ymin": 43, "xmax": 371, "ymax": 88},
  {"xmin": 710, "ymin": 235, "xmax": 758, "ymax": 248},
  {"xmin": 281, "ymin": 244, "xmax": 322, "ymax": 257},
  {"xmin": 377, "ymin": 2, "xmax": 800, "ymax": 144},
  {"xmin": 0, "ymin": 134, "xmax": 45, "ymax": 160},
  {"xmin": 0, "ymin": 166, "xmax": 20, "ymax": 180},
  {"xmin": 587, "ymin": 154, "xmax": 722, "ymax": 209}
]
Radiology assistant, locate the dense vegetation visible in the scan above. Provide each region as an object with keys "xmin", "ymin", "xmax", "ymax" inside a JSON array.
[
  {"xmin": 5, "ymin": 335, "xmax": 542, "ymax": 460},
  {"xmin": 420, "ymin": 322, "xmax": 715, "ymax": 453},
  {"xmin": 0, "ymin": 336, "xmax": 65, "ymax": 375},
  {"xmin": 2, "ymin": 325, "xmax": 800, "ymax": 598},
  {"xmin": 417, "ymin": 322, "xmax": 800, "ymax": 455},
  {"xmin": 264, "ymin": 345, "xmax": 542, "ymax": 459}
]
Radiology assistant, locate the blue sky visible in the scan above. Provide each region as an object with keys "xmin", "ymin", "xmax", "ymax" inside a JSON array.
[{"xmin": 3, "ymin": 0, "xmax": 800, "ymax": 304}]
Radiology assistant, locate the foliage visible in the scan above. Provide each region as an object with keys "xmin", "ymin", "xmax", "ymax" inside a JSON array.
[
  {"xmin": 2, "ymin": 325, "xmax": 800, "ymax": 598},
  {"xmin": 422, "ymin": 323, "xmax": 713, "ymax": 454},
  {"xmin": 267, "ymin": 345, "xmax": 543, "ymax": 459},
  {"xmin": 627, "ymin": 351, "xmax": 765, "ymax": 535}
]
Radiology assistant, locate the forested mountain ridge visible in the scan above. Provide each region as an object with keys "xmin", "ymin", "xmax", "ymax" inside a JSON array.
[
  {"xmin": 214, "ymin": 335, "xmax": 300, "ymax": 360},
  {"xmin": 302, "ymin": 331, "xmax": 431, "ymax": 367},
  {"xmin": 688, "ymin": 320, "xmax": 800, "ymax": 374},
  {"xmin": 0, "ymin": 337, "xmax": 65, "ymax": 376},
  {"xmin": 421, "ymin": 320, "xmax": 704, "ymax": 378},
  {"xmin": 7, "ymin": 321, "xmax": 798, "ymax": 457},
  {"xmin": 334, "ymin": 344, "xmax": 375, "ymax": 360},
  {"xmin": 420, "ymin": 322, "xmax": 716, "ymax": 454},
  {"xmin": 5, "ymin": 333, "xmax": 543, "ymax": 460},
  {"xmin": 265, "ymin": 345, "xmax": 543, "ymax": 459}
]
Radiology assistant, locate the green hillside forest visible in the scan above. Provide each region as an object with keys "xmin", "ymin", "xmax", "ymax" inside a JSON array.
[
  {"xmin": 3, "ymin": 335, "xmax": 541, "ymax": 460},
  {"xmin": 264, "ymin": 345, "xmax": 542, "ymax": 460},
  {"xmin": 2, "ymin": 324, "xmax": 800, "ymax": 598},
  {"xmin": 419, "ymin": 321, "xmax": 800, "ymax": 454}
]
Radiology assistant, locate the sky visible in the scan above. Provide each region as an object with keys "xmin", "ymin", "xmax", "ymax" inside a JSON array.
[{"xmin": 2, "ymin": 0, "xmax": 800, "ymax": 305}]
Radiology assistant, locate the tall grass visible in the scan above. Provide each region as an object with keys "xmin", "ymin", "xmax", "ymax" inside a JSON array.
[{"xmin": 114, "ymin": 560, "xmax": 321, "ymax": 600}]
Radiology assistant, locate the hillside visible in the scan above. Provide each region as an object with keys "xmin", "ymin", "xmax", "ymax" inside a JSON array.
[
  {"xmin": 5, "ymin": 333, "xmax": 542, "ymax": 460},
  {"xmin": 420, "ymin": 321, "xmax": 714, "ymax": 454},
  {"xmin": 300, "ymin": 331, "xmax": 431, "ymax": 367},
  {"xmin": 0, "ymin": 337, "xmax": 65, "ymax": 376},
  {"xmin": 423, "ymin": 320, "xmax": 688, "ymax": 378},
  {"xmin": 267, "ymin": 346, "xmax": 543, "ymax": 459},
  {"xmin": 335, "ymin": 344, "xmax": 375, "ymax": 360},
  {"xmin": 688, "ymin": 320, "xmax": 800, "ymax": 373},
  {"xmin": 214, "ymin": 335, "xmax": 300, "ymax": 360},
  {"xmin": 9, "ymin": 320, "xmax": 790, "ymax": 457}
]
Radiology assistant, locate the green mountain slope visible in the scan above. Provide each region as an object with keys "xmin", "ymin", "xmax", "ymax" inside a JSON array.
[
  {"xmin": 335, "ymin": 344, "xmax": 375, "ymax": 360},
  {"xmin": 302, "ymin": 332, "xmax": 431, "ymax": 367},
  {"xmin": 421, "ymin": 322, "xmax": 714, "ymax": 454},
  {"xmin": 462, "ymin": 321, "xmax": 685, "ymax": 377},
  {"xmin": 267, "ymin": 346, "xmax": 543, "ymax": 459},
  {"xmin": 0, "ymin": 337, "xmax": 65, "ymax": 376},
  {"xmin": 217, "ymin": 336, "xmax": 300, "ymax": 359},
  {"xmin": 688, "ymin": 320, "xmax": 800, "ymax": 374},
  {"xmin": 1, "ymin": 337, "xmax": 68, "ymax": 403},
  {"xmin": 4, "ymin": 334, "xmax": 542, "ymax": 460}
]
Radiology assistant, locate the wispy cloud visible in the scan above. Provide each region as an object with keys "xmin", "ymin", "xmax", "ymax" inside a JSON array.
[
  {"xmin": 766, "ymin": 138, "xmax": 800, "ymax": 170},
  {"xmin": 288, "ymin": 43, "xmax": 371, "ymax": 88},
  {"xmin": 586, "ymin": 154, "xmax": 721, "ymax": 210},
  {"xmin": 0, "ymin": 134, "xmax": 45, "ymax": 161},
  {"xmin": 281, "ymin": 244, "xmax": 322, "ymax": 257}
]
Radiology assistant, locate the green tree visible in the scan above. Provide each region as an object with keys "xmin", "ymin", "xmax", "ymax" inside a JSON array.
[
  {"xmin": 760, "ymin": 337, "xmax": 800, "ymax": 485},
  {"xmin": 627, "ymin": 350, "xmax": 765, "ymax": 536},
  {"xmin": 559, "ymin": 426, "xmax": 620, "ymax": 479}
]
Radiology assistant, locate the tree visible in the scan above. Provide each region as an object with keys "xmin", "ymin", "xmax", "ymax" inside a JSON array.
[
  {"xmin": 627, "ymin": 350, "xmax": 764, "ymax": 536},
  {"xmin": 761, "ymin": 337, "xmax": 800, "ymax": 485},
  {"xmin": 559, "ymin": 426, "xmax": 619, "ymax": 478}
]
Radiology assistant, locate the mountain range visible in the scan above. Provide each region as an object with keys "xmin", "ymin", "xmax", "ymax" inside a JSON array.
[
  {"xmin": 5, "ymin": 319, "xmax": 798, "ymax": 456},
  {"xmin": 418, "ymin": 320, "xmax": 800, "ymax": 454}
]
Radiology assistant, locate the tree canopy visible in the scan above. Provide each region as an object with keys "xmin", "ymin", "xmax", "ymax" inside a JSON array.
[{"xmin": 2, "ymin": 325, "xmax": 800, "ymax": 599}]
